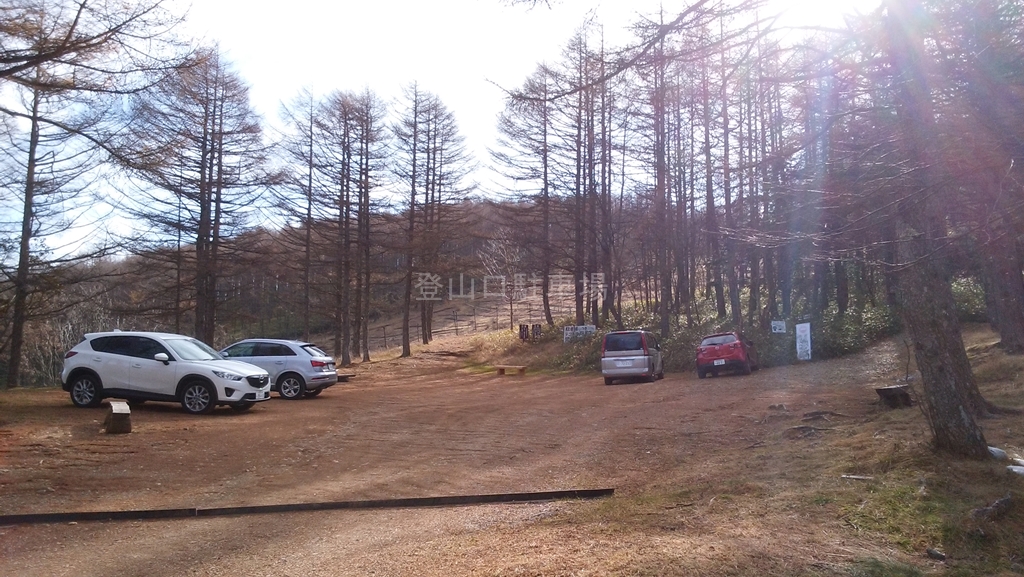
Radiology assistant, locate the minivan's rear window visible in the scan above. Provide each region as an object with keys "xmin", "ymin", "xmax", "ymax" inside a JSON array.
[
  {"xmin": 700, "ymin": 334, "xmax": 737, "ymax": 346},
  {"xmin": 604, "ymin": 333, "xmax": 644, "ymax": 351}
]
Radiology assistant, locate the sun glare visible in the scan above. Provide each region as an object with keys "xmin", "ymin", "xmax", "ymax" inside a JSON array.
[{"xmin": 774, "ymin": 0, "xmax": 883, "ymax": 28}]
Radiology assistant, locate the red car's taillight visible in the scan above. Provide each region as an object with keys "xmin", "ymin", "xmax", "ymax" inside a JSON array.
[{"xmin": 64, "ymin": 351, "xmax": 78, "ymax": 359}]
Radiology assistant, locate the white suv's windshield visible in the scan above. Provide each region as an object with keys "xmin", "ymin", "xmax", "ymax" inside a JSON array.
[{"xmin": 166, "ymin": 338, "xmax": 221, "ymax": 361}]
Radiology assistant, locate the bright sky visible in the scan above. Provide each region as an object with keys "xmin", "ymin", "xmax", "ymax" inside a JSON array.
[{"xmin": 179, "ymin": 0, "xmax": 879, "ymax": 190}]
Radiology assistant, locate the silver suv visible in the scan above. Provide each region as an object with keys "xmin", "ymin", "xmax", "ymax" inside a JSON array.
[
  {"xmin": 60, "ymin": 332, "xmax": 271, "ymax": 414},
  {"xmin": 219, "ymin": 339, "xmax": 338, "ymax": 400}
]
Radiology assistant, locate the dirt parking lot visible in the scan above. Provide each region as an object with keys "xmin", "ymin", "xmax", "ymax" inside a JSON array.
[{"xmin": 2, "ymin": 336, "xmax": 1016, "ymax": 576}]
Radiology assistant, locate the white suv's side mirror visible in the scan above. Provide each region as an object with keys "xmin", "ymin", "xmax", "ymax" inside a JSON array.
[{"xmin": 154, "ymin": 352, "xmax": 170, "ymax": 364}]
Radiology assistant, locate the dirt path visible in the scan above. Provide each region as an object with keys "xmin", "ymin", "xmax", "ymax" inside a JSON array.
[{"xmin": 0, "ymin": 338, "xmax": 969, "ymax": 576}]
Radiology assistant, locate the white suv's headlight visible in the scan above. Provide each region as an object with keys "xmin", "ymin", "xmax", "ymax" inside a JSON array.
[{"xmin": 212, "ymin": 370, "xmax": 244, "ymax": 381}]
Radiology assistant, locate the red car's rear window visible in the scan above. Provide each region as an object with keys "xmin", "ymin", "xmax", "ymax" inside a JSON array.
[{"xmin": 700, "ymin": 334, "xmax": 738, "ymax": 347}]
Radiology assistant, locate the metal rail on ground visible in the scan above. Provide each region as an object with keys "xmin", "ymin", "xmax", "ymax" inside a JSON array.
[{"xmin": 0, "ymin": 488, "xmax": 615, "ymax": 526}]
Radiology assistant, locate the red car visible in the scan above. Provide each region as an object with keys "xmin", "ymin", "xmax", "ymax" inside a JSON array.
[{"xmin": 696, "ymin": 332, "xmax": 759, "ymax": 378}]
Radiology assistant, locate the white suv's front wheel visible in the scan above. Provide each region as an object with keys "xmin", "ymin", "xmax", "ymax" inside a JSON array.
[
  {"xmin": 70, "ymin": 373, "xmax": 103, "ymax": 408},
  {"xmin": 181, "ymin": 381, "xmax": 216, "ymax": 414}
]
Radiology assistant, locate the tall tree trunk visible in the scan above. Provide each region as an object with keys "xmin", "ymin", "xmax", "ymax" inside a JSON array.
[
  {"xmin": 653, "ymin": 35, "xmax": 672, "ymax": 338},
  {"xmin": 747, "ymin": 249, "xmax": 761, "ymax": 326},
  {"xmin": 207, "ymin": 100, "xmax": 226, "ymax": 346},
  {"xmin": 400, "ymin": 91, "xmax": 420, "ymax": 358},
  {"xmin": 835, "ymin": 260, "xmax": 850, "ymax": 318},
  {"xmin": 334, "ymin": 246, "xmax": 344, "ymax": 363},
  {"xmin": 599, "ymin": 50, "xmax": 616, "ymax": 326},
  {"xmin": 350, "ymin": 149, "xmax": 361, "ymax": 361},
  {"xmin": 573, "ymin": 88, "xmax": 586, "ymax": 327},
  {"xmin": 720, "ymin": 33, "xmax": 741, "ymax": 327},
  {"xmin": 352, "ymin": 250, "xmax": 362, "ymax": 361},
  {"xmin": 896, "ymin": 238, "xmax": 989, "ymax": 456},
  {"xmin": 5, "ymin": 87, "xmax": 42, "ymax": 388},
  {"xmin": 541, "ymin": 80, "xmax": 555, "ymax": 327},
  {"xmin": 704, "ymin": 71, "xmax": 726, "ymax": 318},
  {"xmin": 887, "ymin": 0, "xmax": 988, "ymax": 457},
  {"xmin": 194, "ymin": 120, "xmax": 213, "ymax": 342},
  {"xmin": 586, "ymin": 58, "xmax": 601, "ymax": 327},
  {"xmin": 765, "ymin": 251, "xmax": 778, "ymax": 319},
  {"xmin": 360, "ymin": 135, "xmax": 372, "ymax": 362},
  {"xmin": 340, "ymin": 179, "xmax": 353, "ymax": 366},
  {"xmin": 303, "ymin": 112, "xmax": 314, "ymax": 343},
  {"xmin": 361, "ymin": 188, "xmax": 372, "ymax": 362},
  {"xmin": 984, "ymin": 230, "xmax": 1024, "ymax": 353},
  {"xmin": 779, "ymin": 245, "xmax": 793, "ymax": 318},
  {"xmin": 814, "ymin": 259, "xmax": 830, "ymax": 314}
]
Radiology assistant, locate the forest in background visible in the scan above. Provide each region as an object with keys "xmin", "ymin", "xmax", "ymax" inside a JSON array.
[{"xmin": 2, "ymin": 0, "xmax": 1023, "ymax": 456}]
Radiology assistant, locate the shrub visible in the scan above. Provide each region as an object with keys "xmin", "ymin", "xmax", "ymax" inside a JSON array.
[
  {"xmin": 530, "ymin": 300, "xmax": 899, "ymax": 374},
  {"xmin": 809, "ymin": 306, "xmax": 900, "ymax": 361},
  {"xmin": 950, "ymin": 277, "xmax": 987, "ymax": 322},
  {"xmin": 551, "ymin": 332, "xmax": 603, "ymax": 371}
]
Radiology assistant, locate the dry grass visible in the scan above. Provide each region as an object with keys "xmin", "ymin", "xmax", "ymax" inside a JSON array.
[{"xmin": 460, "ymin": 324, "xmax": 1024, "ymax": 576}]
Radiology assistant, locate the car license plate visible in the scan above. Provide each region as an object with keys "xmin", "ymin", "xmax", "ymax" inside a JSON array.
[
  {"xmin": 714, "ymin": 359, "xmax": 726, "ymax": 366},
  {"xmin": 615, "ymin": 360, "xmax": 632, "ymax": 368},
  {"xmin": 256, "ymin": 391, "xmax": 267, "ymax": 400}
]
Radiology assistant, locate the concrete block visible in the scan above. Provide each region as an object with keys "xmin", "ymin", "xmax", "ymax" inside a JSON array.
[{"xmin": 103, "ymin": 401, "xmax": 132, "ymax": 434}]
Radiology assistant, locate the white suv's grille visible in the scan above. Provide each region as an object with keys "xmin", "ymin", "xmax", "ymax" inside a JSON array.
[{"xmin": 247, "ymin": 375, "xmax": 268, "ymax": 388}]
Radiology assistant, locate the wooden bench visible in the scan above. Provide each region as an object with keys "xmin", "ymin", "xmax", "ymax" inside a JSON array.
[
  {"xmin": 494, "ymin": 365, "xmax": 527, "ymax": 376},
  {"xmin": 103, "ymin": 401, "xmax": 132, "ymax": 434},
  {"xmin": 337, "ymin": 373, "xmax": 356, "ymax": 383}
]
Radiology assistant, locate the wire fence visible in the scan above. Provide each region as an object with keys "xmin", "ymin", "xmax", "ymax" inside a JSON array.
[{"xmin": 360, "ymin": 295, "xmax": 573, "ymax": 353}]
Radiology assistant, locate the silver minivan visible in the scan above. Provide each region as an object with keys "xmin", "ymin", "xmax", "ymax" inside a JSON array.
[{"xmin": 600, "ymin": 330, "xmax": 664, "ymax": 385}]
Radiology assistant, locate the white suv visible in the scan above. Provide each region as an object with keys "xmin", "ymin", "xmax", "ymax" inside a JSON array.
[
  {"xmin": 61, "ymin": 331, "xmax": 271, "ymax": 414},
  {"xmin": 219, "ymin": 339, "xmax": 338, "ymax": 399}
]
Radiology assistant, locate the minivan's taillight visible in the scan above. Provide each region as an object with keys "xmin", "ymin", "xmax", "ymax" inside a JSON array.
[
  {"xmin": 641, "ymin": 334, "xmax": 649, "ymax": 356},
  {"xmin": 601, "ymin": 337, "xmax": 607, "ymax": 357},
  {"xmin": 64, "ymin": 351, "xmax": 78, "ymax": 359}
]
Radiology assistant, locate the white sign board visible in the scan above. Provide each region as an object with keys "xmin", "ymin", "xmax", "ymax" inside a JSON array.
[
  {"xmin": 563, "ymin": 325, "xmax": 597, "ymax": 343},
  {"xmin": 796, "ymin": 322, "xmax": 812, "ymax": 361},
  {"xmin": 771, "ymin": 320, "xmax": 787, "ymax": 334}
]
